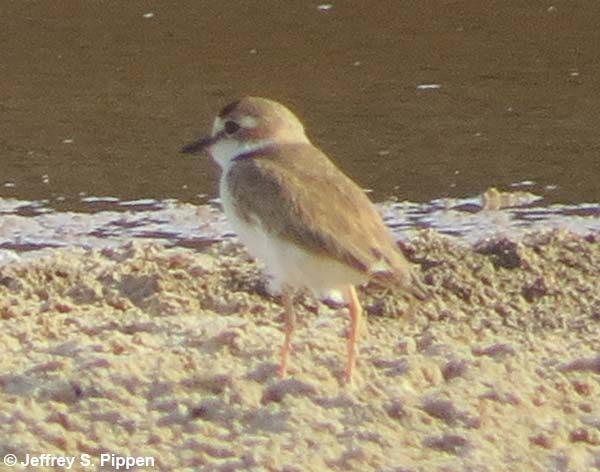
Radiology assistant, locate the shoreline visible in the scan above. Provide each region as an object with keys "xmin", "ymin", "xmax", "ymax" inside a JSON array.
[{"xmin": 1, "ymin": 194, "xmax": 599, "ymax": 267}]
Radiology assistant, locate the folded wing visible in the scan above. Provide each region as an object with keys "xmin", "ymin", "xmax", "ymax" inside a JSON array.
[{"xmin": 226, "ymin": 144, "xmax": 427, "ymax": 299}]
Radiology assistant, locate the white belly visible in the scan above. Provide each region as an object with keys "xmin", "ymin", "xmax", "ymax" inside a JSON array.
[{"xmin": 219, "ymin": 176, "xmax": 366, "ymax": 297}]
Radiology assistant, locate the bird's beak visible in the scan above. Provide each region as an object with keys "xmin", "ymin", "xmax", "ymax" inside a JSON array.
[{"xmin": 180, "ymin": 135, "xmax": 217, "ymax": 155}]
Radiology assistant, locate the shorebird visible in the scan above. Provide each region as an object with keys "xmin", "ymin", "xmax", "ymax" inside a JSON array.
[{"xmin": 182, "ymin": 97, "xmax": 427, "ymax": 383}]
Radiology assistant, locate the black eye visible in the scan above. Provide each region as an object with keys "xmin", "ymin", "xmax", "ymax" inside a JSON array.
[{"xmin": 224, "ymin": 121, "xmax": 240, "ymax": 134}]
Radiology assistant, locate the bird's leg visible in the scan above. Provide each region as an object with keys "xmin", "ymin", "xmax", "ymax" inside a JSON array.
[
  {"xmin": 344, "ymin": 285, "xmax": 363, "ymax": 384},
  {"xmin": 278, "ymin": 288, "xmax": 295, "ymax": 378}
]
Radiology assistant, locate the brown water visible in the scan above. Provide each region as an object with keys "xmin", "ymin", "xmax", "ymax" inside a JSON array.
[{"xmin": 1, "ymin": 1, "xmax": 600, "ymax": 211}]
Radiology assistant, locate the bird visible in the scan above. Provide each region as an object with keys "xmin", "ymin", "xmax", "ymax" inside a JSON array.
[{"xmin": 182, "ymin": 97, "xmax": 427, "ymax": 383}]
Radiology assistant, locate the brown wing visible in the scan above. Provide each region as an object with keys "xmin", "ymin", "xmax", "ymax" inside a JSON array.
[{"xmin": 226, "ymin": 143, "xmax": 426, "ymax": 299}]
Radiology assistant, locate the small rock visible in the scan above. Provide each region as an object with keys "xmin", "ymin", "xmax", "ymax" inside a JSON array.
[
  {"xmin": 371, "ymin": 358, "xmax": 409, "ymax": 377},
  {"xmin": 442, "ymin": 358, "xmax": 468, "ymax": 381},
  {"xmin": 385, "ymin": 399, "xmax": 408, "ymax": 420},
  {"xmin": 55, "ymin": 302, "xmax": 72, "ymax": 313},
  {"xmin": 479, "ymin": 389, "xmax": 521, "ymax": 405},
  {"xmin": 572, "ymin": 380, "xmax": 592, "ymax": 396},
  {"xmin": 472, "ymin": 343, "xmax": 516, "ymax": 358},
  {"xmin": 422, "ymin": 433, "xmax": 469, "ymax": 454},
  {"xmin": 569, "ymin": 427, "xmax": 600, "ymax": 445},
  {"xmin": 476, "ymin": 238, "xmax": 523, "ymax": 269},
  {"xmin": 261, "ymin": 378, "xmax": 318, "ymax": 404},
  {"xmin": 188, "ymin": 397, "xmax": 229, "ymax": 422},
  {"xmin": 40, "ymin": 380, "xmax": 85, "ymax": 404},
  {"xmin": 559, "ymin": 356, "xmax": 600, "ymax": 374},
  {"xmin": 522, "ymin": 277, "xmax": 549, "ymax": 302},
  {"xmin": 421, "ymin": 396, "xmax": 459, "ymax": 424},
  {"xmin": 529, "ymin": 432, "xmax": 553, "ymax": 448}
]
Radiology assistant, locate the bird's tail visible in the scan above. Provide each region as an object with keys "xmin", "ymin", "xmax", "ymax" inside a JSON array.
[{"xmin": 370, "ymin": 266, "xmax": 430, "ymax": 301}]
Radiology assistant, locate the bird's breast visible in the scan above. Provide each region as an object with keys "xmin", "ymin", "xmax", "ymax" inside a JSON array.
[{"xmin": 219, "ymin": 172, "xmax": 366, "ymax": 296}]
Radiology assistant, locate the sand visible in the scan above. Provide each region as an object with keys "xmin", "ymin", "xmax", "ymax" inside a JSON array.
[{"xmin": 0, "ymin": 229, "xmax": 599, "ymax": 471}]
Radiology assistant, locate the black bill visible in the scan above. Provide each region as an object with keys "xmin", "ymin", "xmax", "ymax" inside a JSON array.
[{"xmin": 180, "ymin": 135, "xmax": 216, "ymax": 154}]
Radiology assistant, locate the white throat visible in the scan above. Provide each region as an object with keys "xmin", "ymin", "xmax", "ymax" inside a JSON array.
[{"xmin": 209, "ymin": 138, "xmax": 274, "ymax": 170}]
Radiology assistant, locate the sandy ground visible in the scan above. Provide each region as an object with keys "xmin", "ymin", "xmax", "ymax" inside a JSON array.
[{"xmin": 0, "ymin": 229, "xmax": 599, "ymax": 471}]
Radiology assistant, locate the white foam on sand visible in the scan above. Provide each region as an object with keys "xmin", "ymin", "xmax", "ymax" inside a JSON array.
[{"xmin": 0, "ymin": 194, "xmax": 598, "ymax": 263}]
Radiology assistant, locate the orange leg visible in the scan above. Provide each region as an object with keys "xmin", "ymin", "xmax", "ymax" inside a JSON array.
[
  {"xmin": 278, "ymin": 288, "xmax": 295, "ymax": 378},
  {"xmin": 344, "ymin": 285, "xmax": 363, "ymax": 384}
]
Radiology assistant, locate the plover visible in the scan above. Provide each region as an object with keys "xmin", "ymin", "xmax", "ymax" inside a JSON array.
[{"xmin": 182, "ymin": 97, "xmax": 427, "ymax": 383}]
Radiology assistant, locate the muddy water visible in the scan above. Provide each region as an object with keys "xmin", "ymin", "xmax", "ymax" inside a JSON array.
[{"xmin": 1, "ymin": 1, "xmax": 599, "ymax": 212}]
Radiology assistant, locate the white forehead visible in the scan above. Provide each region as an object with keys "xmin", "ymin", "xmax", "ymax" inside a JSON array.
[{"xmin": 239, "ymin": 115, "xmax": 258, "ymax": 128}]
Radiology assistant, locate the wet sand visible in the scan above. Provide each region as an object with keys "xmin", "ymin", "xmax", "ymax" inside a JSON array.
[{"xmin": 1, "ymin": 229, "xmax": 598, "ymax": 471}]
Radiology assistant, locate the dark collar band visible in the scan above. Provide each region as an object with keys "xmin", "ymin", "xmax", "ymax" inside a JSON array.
[{"xmin": 232, "ymin": 146, "xmax": 273, "ymax": 162}]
